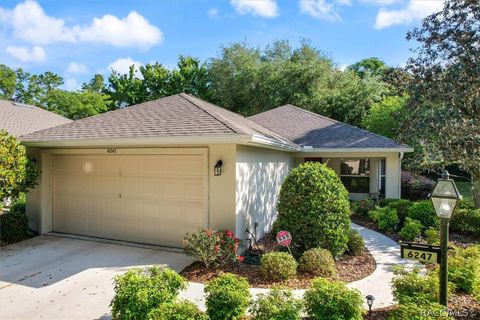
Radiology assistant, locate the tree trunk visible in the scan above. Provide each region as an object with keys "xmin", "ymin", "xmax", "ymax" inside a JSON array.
[{"xmin": 472, "ymin": 172, "xmax": 480, "ymax": 209}]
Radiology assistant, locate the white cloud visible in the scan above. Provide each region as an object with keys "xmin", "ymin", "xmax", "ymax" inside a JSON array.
[
  {"xmin": 78, "ymin": 11, "xmax": 163, "ymax": 48},
  {"xmin": 6, "ymin": 45, "xmax": 46, "ymax": 62},
  {"xmin": 230, "ymin": 0, "xmax": 279, "ymax": 18},
  {"xmin": 64, "ymin": 78, "xmax": 81, "ymax": 91},
  {"xmin": 208, "ymin": 7, "xmax": 219, "ymax": 18},
  {"xmin": 300, "ymin": 0, "xmax": 342, "ymax": 22},
  {"xmin": 360, "ymin": 0, "xmax": 399, "ymax": 5},
  {"xmin": 335, "ymin": 0, "xmax": 352, "ymax": 5},
  {"xmin": 375, "ymin": 0, "xmax": 444, "ymax": 29},
  {"xmin": 108, "ymin": 57, "xmax": 143, "ymax": 75},
  {"xmin": 67, "ymin": 62, "xmax": 88, "ymax": 74},
  {"xmin": 0, "ymin": 0, "xmax": 163, "ymax": 48}
]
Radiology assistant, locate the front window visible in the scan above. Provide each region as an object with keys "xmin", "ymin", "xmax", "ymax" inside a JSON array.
[{"xmin": 340, "ymin": 159, "xmax": 370, "ymax": 193}]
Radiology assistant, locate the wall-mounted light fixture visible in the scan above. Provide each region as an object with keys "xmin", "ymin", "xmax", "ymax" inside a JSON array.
[{"xmin": 214, "ymin": 160, "xmax": 223, "ymax": 176}]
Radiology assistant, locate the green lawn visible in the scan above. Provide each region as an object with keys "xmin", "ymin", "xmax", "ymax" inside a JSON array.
[{"xmin": 455, "ymin": 181, "xmax": 473, "ymax": 202}]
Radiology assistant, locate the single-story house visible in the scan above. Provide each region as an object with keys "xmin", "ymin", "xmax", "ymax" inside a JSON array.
[
  {"xmin": 0, "ymin": 99, "xmax": 72, "ymax": 137},
  {"xmin": 21, "ymin": 93, "xmax": 412, "ymax": 247}
]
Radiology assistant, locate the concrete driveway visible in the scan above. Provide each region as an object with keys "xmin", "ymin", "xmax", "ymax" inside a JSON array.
[{"xmin": 0, "ymin": 235, "xmax": 192, "ymax": 320}]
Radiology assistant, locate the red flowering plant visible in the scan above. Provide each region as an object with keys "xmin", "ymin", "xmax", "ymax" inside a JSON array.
[{"xmin": 183, "ymin": 228, "xmax": 243, "ymax": 269}]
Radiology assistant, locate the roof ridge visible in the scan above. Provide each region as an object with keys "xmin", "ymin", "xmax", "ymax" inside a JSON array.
[
  {"xmin": 276, "ymin": 104, "xmax": 406, "ymax": 146},
  {"xmin": 178, "ymin": 93, "xmax": 242, "ymax": 134}
]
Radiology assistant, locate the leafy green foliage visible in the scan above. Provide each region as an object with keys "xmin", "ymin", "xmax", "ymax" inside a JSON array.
[
  {"xmin": 347, "ymin": 57, "xmax": 388, "ymax": 79},
  {"xmin": 249, "ymin": 288, "xmax": 303, "ymax": 320},
  {"xmin": 277, "ymin": 162, "xmax": 351, "ymax": 257},
  {"xmin": 369, "ymin": 207, "xmax": 399, "ymax": 232},
  {"xmin": 388, "ymin": 302, "xmax": 452, "ymax": 320},
  {"xmin": 110, "ymin": 266, "xmax": 186, "ymax": 320},
  {"xmin": 183, "ymin": 229, "xmax": 240, "ymax": 269},
  {"xmin": 350, "ymin": 199, "xmax": 374, "ymax": 218},
  {"xmin": 46, "ymin": 89, "xmax": 108, "ymax": 120},
  {"xmin": 204, "ymin": 273, "xmax": 251, "ymax": 320},
  {"xmin": 399, "ymin": 218, "xmax": 423, "ymax": 241},
  {"xmin": 384, "ymin": 199, "xmax": 413, "ymax": 228},
  {"xmin": 424, "ymin": 227, "xmax": 440, "ymax": 245},
  {"xmin": 299, "ymin": 248, "xmax": 336, "ymax": 277},
  {"xmin": 0, "ymin": 64, "xmax": 16, "ymax": 99},
  {"xmin": 403, "ymin": 0, "xmax": 480, "ymax": 207},
  {"xmin": 304, "ymin": 278, "xmax": 364, "ymax": 320},
  {"xmin": 407, "ymin": 200, "xmax": 438, "ymax": 229},
  {"xmin": 362, "ymin": 94, "xmax": 408, "ymax": 138},
  {"xmin": 0, "ymin": 131, "xmax": 39, "ymax": 202},
  {"xmin": 450, "ymin": 208, "xmax": 480, "ymax": 237},
  {"xmin": 391, "ymin": 267, "xmax": 440, "ymax": 304},
  {"xmin": 0, "ymin": 196, "xmax": 29, "ymax": 243},
  {"xmin": 448, "ymin": 245, "xmax": 480, "ymax": 300},
  {"xmin": 147, "ymin": 300, "xmax": 207, "ymax": 320},
  {"xmin": 347, "ymin": 229, "xmax": 365, "ymax": 256},
  {"xmin": 260, "ymin": 252, "xmax": 298, "ymax": 281}
]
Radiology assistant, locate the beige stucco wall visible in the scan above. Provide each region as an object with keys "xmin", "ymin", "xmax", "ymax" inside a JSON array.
[
  {"xmin": 26, "ymin": 145, "xmax": 238, "ymax": 236},
  {"xmin": 235, "ymin": 145, "xmax": 293, "ymax": 241}
]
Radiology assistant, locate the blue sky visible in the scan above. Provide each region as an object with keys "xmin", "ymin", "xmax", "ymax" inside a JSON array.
[{"xmin": 0, "ymin": 0, "xmax": 444, "ymax": 90}]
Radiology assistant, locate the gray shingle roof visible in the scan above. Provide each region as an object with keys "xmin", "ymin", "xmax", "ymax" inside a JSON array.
[
  {"xmin": 20, "ymin": 93, "xmax": 297, "ymax": 148},
  {"xmin": 0, "ymin": 100, "xmax": 72, "ymax": 137},
  {"xmin": 248, "ymin": 104, "xmax": 408, "ymax": 149}
]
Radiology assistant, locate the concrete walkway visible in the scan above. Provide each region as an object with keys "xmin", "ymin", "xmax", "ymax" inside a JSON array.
[{"xmin": 180, "ymin": 223, "xmax": 418, "ymax": 310}]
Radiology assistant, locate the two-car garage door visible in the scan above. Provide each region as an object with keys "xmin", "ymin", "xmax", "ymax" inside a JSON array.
[{"xmin": 52, "ymin": 150, "xmax": 207, "ymax": 247}]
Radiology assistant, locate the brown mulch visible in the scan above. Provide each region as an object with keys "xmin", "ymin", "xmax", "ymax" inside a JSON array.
[{"xmin": 180, "ymin": 247, "xmax": 376, "ymax": 289}]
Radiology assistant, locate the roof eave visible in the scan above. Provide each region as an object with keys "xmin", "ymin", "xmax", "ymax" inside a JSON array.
[
  {"xmin": 295, "ymin": 147, "xmax": 414, "ymax": 154},
  {"xmin": 250, "ymin": 134, "xmax": 300, "ymax": 152},
  {"xmin": 21, "ymin": 134, "xmax": 253, "ymax": 148}
]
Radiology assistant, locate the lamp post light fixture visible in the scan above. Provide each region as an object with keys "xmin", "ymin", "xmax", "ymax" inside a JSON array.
[
  {"xmin": 430, "ymin": 170, "xmax": 462, "ymax": 307},
  {"xmin": 366, "ymin": 295, "xmax": 375, "ymax": 318}
]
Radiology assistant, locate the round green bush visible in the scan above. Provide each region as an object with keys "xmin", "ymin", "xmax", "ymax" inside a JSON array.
[
  {"xmin": 399, "ymin": 218, "xmax": 423, "ymax": 241},
  {"xmin": 451, "ymin": 208, "xmax": 480, "ymax": 236},
  {"xmin": 299, "ymin": 248, "xmax": 336, "ymax": 277},
  {"xmin": 277, "ymin": 162, "xmax": 351, "ymax": 257},
  {"xmin": 448, "ymin": 245, "xmax": 480, "ymax": 300},
  {"xmin": 260, "ymin": 252, "xmax": 298, "ymax": 282},
  {"xmin": 347, "ymin": 229, "xmax": 365, "ymax": 256},
  {"xmin": 386, "ymin": 199, "xmax": 413, "ymax": 227},
  {"xmin": 408, "ymin": 200, "xmax": 438, "ymax": 229},
  {"xmin": 304, "ymin": 278, "xmax": 364, "ymax": 320},
  {"xmin": 249, "ymin": 288, "xmax": 303, "ymax": 320},
  {"xmin": 204, "ymin": 273, "xmax": 251, "ymax": 320},
  {"xmin": 369, "ymin": 207, "xmax": 399, "ymax": 231},
  {"xmin": 110, "ymin": 266, "xmax": 186, "ymax": 320},
  {"xmin": 148, "ymin": 300, "xmax": 207, "ymax": 320},
  {"xmin": 388, "ymin": 302, "xmax": 453, "ymax": 320},
  {"xmin": 424, "ymin": 227, "xmax": 440, "ymax": 245}
]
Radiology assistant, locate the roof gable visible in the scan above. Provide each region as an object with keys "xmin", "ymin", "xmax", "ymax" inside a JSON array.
[
  {"xmin": 0, "ymin": 100, "xmax": 72, "ymax": 137},
  {"xmin": 248, "ymin": 104, "xmax": 407, "ymax": 149}
]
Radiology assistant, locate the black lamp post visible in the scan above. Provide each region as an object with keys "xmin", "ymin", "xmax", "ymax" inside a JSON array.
[
  {"xmin": 366, "ymin": 295, "xmax": 375, "ymax": 318},
  {"xmin": 430, "ymin": 170, "xmax": 461, "ymax": 307}
]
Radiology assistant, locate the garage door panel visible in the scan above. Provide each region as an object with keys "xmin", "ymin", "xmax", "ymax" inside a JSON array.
[{"xmin": 53, "ymin": 151, "xmax": 207, "ymax": 247}]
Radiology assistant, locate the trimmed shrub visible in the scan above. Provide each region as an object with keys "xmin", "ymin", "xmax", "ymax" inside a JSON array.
[
  {"xmin": 299, "ymin": 248, "xmax": 336, "ymax": 277},
  {"xmin": 391, "ymin": 267, "xmax": 441, "ymax": 304},
  {"xmin": 369, "ymin": 207, "xmax": 399, "ymax": 232},
  {"xmin": 351, "ymin": 199, "xmax": 374, "ymax": 218},
  {"xmin": 399, "ymin": 218, "xmax": 423, "ymax": 241},
  {"xmin": 408, "ymin": 200, "xmax": 438, "ymax": 229},
  {"xmin": 0, "ymin": 210, "xmax": 29, "ymax": 243},
  {"xmin": 401, "ymin": 171, "xmax": 434, "ymax": 201},
  {"xmin": 183, "ymin": 229, "xmax": 240, "ymax": 268},
  {"xmin": 204, "ymin": 273, "xmax": 251, "ymax": 320},
  {"xmin": 347, "ymin": 229, "xmax": 365, "ymax": 256},
  {"xmin": 147, "ymin": 300, "xmax": 207, "ymax": 320},
  {"xmin": 385, "ymin": 199, "xmax": 413, "ymax": 227},
  {"xmin": 388, "ymin": 302, "xmax": 452, "ymax": 320},
  {"xmin": 450, "ymin": 208, "xmax": 480, "ymax": 237},
  {"xmin": 304, "ymin": 278, "xmax": 364, "ymax": 320},
  {"xmin": 250, "ymin": 288, "xmax": 303, "ymax": 320},
  {"xmin": 448, "ymin": 245, "xmax": 480, "ymax": 300},
  {"xmin": 260, "ymin": 252, "xmax": 297, "ymax": 281},
  {"xmin": 276, "ymin": 162, "xmax": 351, "ymax": 257},
  {"xmin": 110, "ymin": 266, "xmax": 186, "ymax": 320},
  {"xmin": 424, "ymin": 228, "xmax": 440, "ymax": 245}
]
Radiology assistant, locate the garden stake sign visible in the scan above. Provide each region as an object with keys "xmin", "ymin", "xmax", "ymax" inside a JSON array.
[
  {"xmin": 400, "ymin": 242, "xmax": 441, "ymax": 264},
  {"xmin": 276, "ymin": 230, "xmax": 292, "ymax": 254}
]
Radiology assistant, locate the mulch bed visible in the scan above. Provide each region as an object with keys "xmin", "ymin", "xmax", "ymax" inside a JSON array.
[{"xmin": 180, "ymin": 245, "xmax": 376, "ymax": 289}]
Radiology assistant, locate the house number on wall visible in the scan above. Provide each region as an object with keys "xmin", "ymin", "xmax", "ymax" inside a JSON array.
[{"xmin": 107, "ymin": 148, "xmax": 117, "ymax": 153}]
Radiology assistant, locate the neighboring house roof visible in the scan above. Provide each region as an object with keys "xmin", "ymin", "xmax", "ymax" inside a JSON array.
[
  {"xmin": 21, "ymin": 93, "xmax": 297, "ymax": 149},
  {"xmin": 0, "ymin": 99, "xmax": 72, "ymax": 137},
  {"xmin": 248, "ymin": 104, "xmax": 409, "ymax": 150}
]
